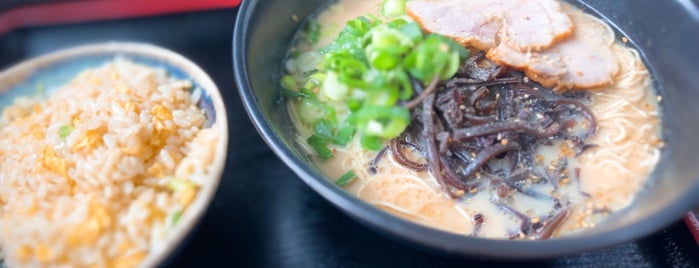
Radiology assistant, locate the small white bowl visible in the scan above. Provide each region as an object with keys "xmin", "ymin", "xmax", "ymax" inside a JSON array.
[{"xmin": 0, "ymin": 42, "xmax": 228, "ymax": 267}]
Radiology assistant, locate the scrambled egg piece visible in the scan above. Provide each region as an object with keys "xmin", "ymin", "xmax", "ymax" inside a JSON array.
[
  {"xmin": 72, "ymin": 129, "xmax": 103, "ymax": 153},
  {"xmin": 39, "ymin": 147, "xmax": 68, "ymax": 178}
]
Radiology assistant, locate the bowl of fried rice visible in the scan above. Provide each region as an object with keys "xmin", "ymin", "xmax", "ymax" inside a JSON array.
[{"xmin": 0, "ymin": 42, "xmax": 228, "ymax": 268}]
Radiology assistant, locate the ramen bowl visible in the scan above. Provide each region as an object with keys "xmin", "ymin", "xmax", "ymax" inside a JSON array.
[
  {"xmin": 233, "ymin": 0, "xmax": 699, "ymax": 258},
  {"xmin": 0, "ymin": 42, "xmax": 228, "ymax": 267}
]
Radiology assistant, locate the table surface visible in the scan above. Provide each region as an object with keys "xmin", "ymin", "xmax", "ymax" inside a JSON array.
[{"xmin": 1, "ymin": 7, "xmax": 698, "ymax": 268}]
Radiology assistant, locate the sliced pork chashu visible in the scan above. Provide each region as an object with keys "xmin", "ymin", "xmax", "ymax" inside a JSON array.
[
  {"xmin": 406, "ymin": 0, "xmax": 574, "ymax": 51},
  {"xmin": 499, "ymin": 0, "xmax": 574, "ymax": 51},
  {"xmin": 488, "ymin": 10, "xmax": 619, "ymax": 90},
  {"xmin": 407, "ymin": 0, "xmax": 619, "ymax": 90}
]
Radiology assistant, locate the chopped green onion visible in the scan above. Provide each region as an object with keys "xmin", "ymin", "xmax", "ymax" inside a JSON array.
[
  {"xmin": 299, "ymin": 88, "xmax": 319, "ymax": 101},
  {"xmin": 307, "ymin": 134, "xmax": 334, "ymax": 161},
  {"xmin": 282, "ymin": 88, "xmax": 305, "ymax": 99},
  {"xmin": 321, "ymin": 17, "xmax": 376, "ymax": 59},
  {"xmin": 170, "ymin": 209, "xmax": 183, "ymax": 225},
  {"xmin": 403, "ymin": 34, "xmax": 466, "ymax": 81},
  {"xmin": 368, "ymin": 49, "xmax": 399, "ymax": 70},
  {"xmin": 305, "ymin": 72, "xmax": 326, "ymax": 90},
  {"xmin": 332, "ymin": 126, "xmax": 356, "ymax": 145},
  {"xmin": 365, "ymin": 85, "xmax": 400, "ymax": 106},
  {"xmin": 360, "ymin": 134, "xmax": 383, "ymax": 151},
  {"xmin": 325, "ymin": 52, "xmax": 368, "ymax": 89},
  {"xmin": 382, "ymin": 0, "xmax": 407, "ymax": 17},
  {"xmin": 303, "ymin": 18, "xmax": 322, "ymax": 44},
  {"xmin": 351, "ymin": 106, "xmax": 410, "ymax": 138},
  {"xmin": 321, "ymin": 71, "xmax": 350, "ymax": 101},
  {"xmin": 297, "ymin": 100, "xmax": 325, "ymax": 125},
  {"xmin": 335, "ymin": 170, "xmax": 357, "ymax": 187},
  {"xmin": 321, "ymin": 103, "xmax": 338, "ymax": 124},
  {"xmin": 58, "ymin": 125, "xmax": 74, "ymax": 139},
  {"xmin": 286, "ymin": 16, "xmax": 470, "ymax": 156},
  {"xmin": 313, "ymin": 119, "xmax": 334, "ymax": 139},
  {"xmin": 166, "ymin": 178, "xmax": 194, "ymax": 192},
  {"xmin": 399, "ymin": 22, "xmax": 423, "ymax": 43},
  {"xmin": 347, "ymin": 99, "xmax": 362, "ymax": 112},
  {"xmin": 281, "ymin": 75, "xmax": 298, "ymax": 91},
  {"xmin": 367, "ymin": 26, "xmax": 413, "ymax": 53},
  {"xmin": 291, "ymin": 50, "xmax": 303, "ymax": 59},
  {"xmin": 295, "ymin": 52, "xmax": 323, "ymax": 74},
  {"xmin": 392, "ymin": 69, "xmax": 414, "ymax": 100}
]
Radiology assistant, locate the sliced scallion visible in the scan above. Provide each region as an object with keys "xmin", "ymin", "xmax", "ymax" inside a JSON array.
[
  {"xmin": 313, "ymin": 119, "xmax": 334, "ymax": 140},
  {"xmin": 58, "ymin": 125, "xmax": 74, "ymax": 139},
  {"xmin": 352, "ymin": 105, "xmax": 410, "ymax": 138},
  {"xmin": 382, "ymin": 0, "xmax": 407, "ymax": 17},
  {"xmin": 332, "ymin": 126, "xmax": 356, "ymax": 146},
  {"xmin": 170, "ymin": 209, "xmax": 183, "ymax": 225},
  {"xmin": 166, "ymin": 178, "xmax": 194, "ymax": 192},
  {"xmin": 335, "ymin": 170, "xmax": 357, "ymax": 187},
  {"xmin": 360, "ymin": 135, "xmax": 382, "ymax": 151},
  {"xmin": 286, "ymin": 16, "xmax": 469, "ymax": 158},
  {"xmin": 282, "ymin": 88, "xmax": 305, "ymax": 99},
  {"xmin": 303, "ymin": 18, "xmax": 322, "ymax": 44},
  {"xmin": 307, "ymin": 134, "xmax": 334, "ymax": 161},
  {"xmin": 281, "ymin": 75, "xmax": 298, "ymax": 91}
]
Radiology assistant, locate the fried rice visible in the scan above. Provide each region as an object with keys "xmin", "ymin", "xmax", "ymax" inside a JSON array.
[{"xmin": 0, "ymin": 58, "xmax": 219, "ymax": 268}]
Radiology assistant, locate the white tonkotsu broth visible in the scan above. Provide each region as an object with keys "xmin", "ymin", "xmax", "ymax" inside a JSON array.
[{"xmin": 288, "ymin": 0, "xmax": 662, "ymax": 238}]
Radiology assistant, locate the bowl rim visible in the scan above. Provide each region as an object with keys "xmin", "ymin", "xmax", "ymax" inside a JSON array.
[
  {"xmin": 232, "ymin": 0, "xmax": 699, "ymax": 259},
  {"xmin": 0, "ymin": 42, "xmax": 229, "ymax": 267}
]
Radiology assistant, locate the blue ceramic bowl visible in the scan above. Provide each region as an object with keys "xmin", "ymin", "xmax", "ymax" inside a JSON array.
[{"xmin": 0, "ymin": 42, "xmax": 228, "ymax": 267}]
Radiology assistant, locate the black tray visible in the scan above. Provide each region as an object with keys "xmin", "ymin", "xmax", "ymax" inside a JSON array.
[{"xmin": 1, "ymin": 8, "xmax": 698, "ymax": 267}]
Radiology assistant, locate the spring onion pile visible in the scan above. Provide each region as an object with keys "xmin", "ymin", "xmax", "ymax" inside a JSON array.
[{"xmin": 283, "ymin": 13, "xmax": 468, "ymax": 160}]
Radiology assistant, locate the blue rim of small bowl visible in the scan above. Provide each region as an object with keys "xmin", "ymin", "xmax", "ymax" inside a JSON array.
[{"xmin": 0, "ymin": 42, "xmax": 229, "ymax": 267}]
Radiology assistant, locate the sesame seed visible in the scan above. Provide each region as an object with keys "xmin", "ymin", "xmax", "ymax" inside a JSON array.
[{"xmin": 558, "ymin": 177, "xmax": 570, "ymax": 186}]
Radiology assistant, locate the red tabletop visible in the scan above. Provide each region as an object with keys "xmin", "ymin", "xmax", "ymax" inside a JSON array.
[{"xmin": 0, "ymin": 0, "xmax": 241, "ymax": 35}]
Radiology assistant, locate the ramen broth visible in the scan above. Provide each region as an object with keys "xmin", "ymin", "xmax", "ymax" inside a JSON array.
[{"xmin": 286, "ymin": 0, "xmax": 662, "ymax": 238}]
